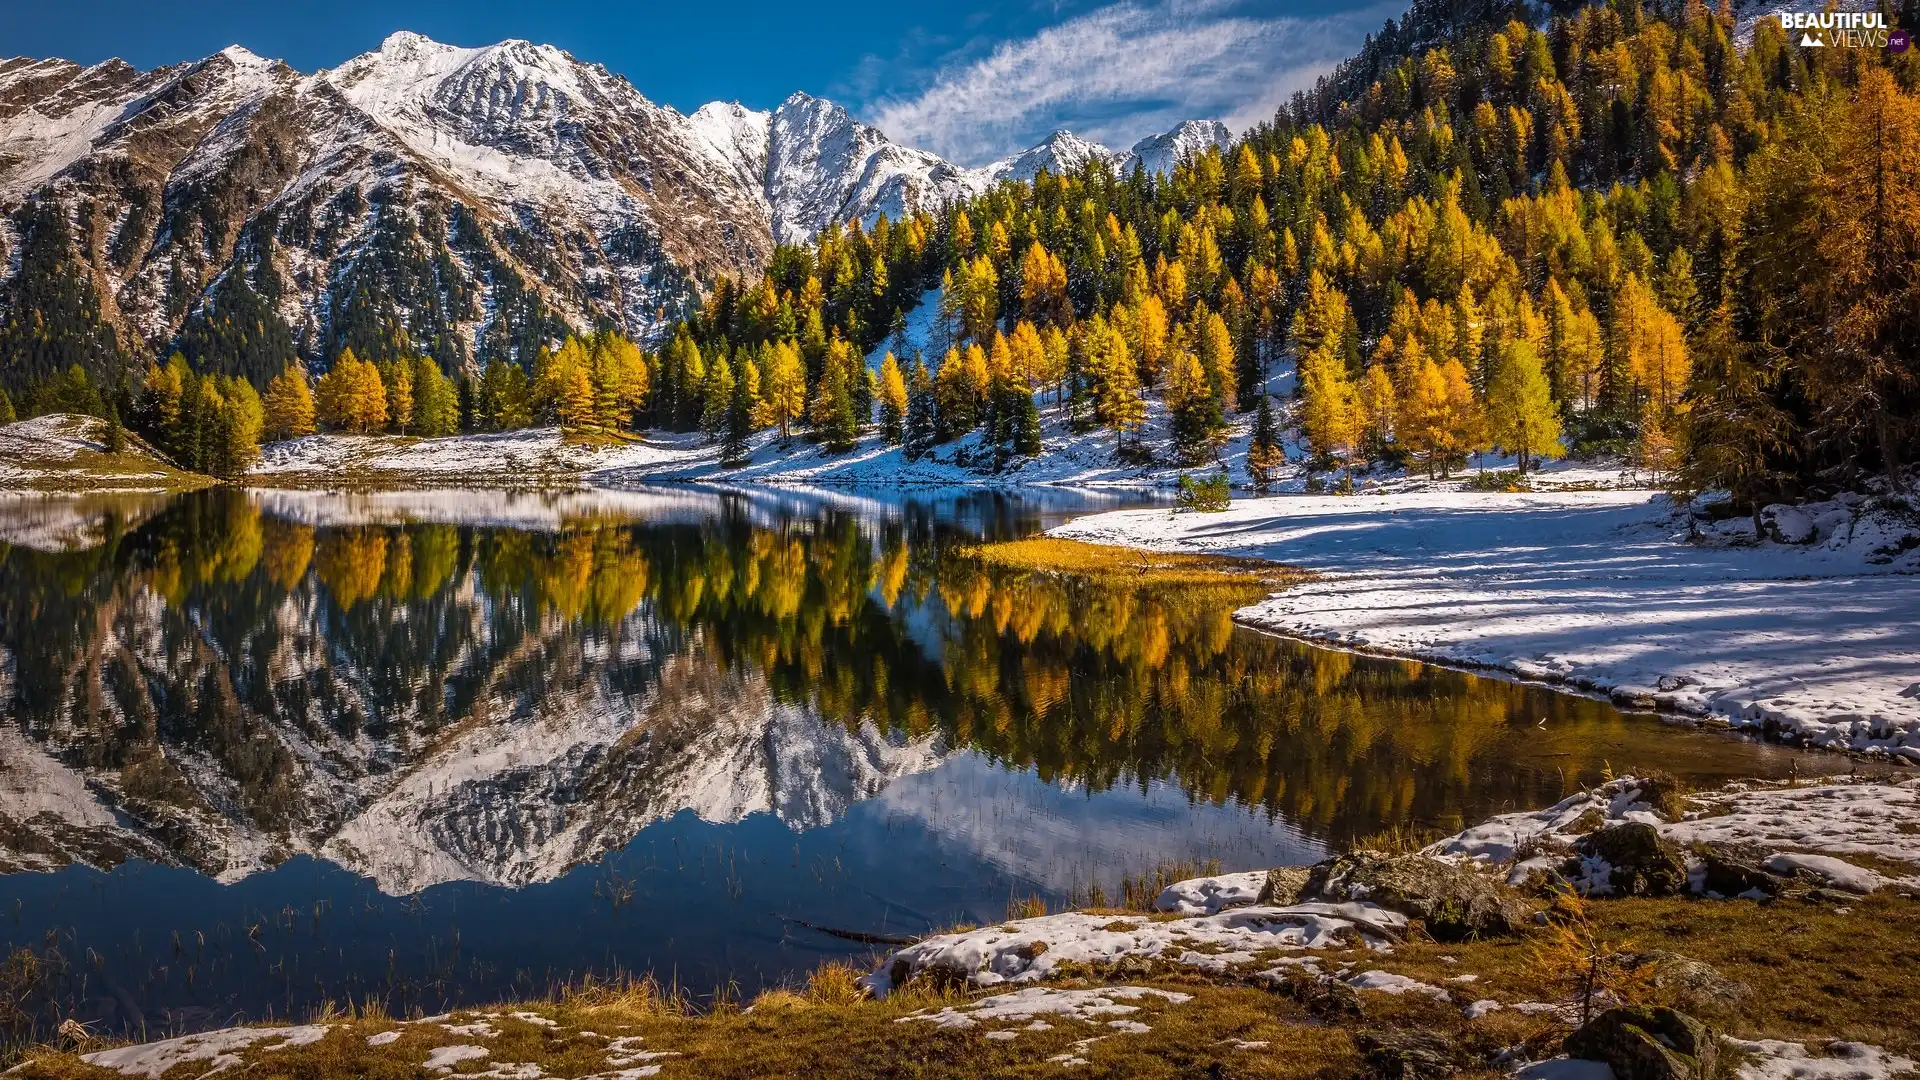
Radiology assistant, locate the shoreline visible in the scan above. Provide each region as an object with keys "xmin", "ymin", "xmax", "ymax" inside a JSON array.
[
  {"xmin": 12, "ymin": 773, "xmax": 1918, "ymax": 1080},
  {"xmin": 1050, "ymin": 490, "xmax": 1920, "ymax": 761}
]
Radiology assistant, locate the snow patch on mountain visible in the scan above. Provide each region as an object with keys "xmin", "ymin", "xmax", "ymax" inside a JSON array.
[
  {"xmin": 688, "ymin": 101, "xmax": 772, "ymax": 190},
  {"xmin": 1, "ymin": 31, "xmax": 1235, "ymax": 364},
  {"xmin": 977, "ymin": 130, "xmax": 1120, "ymax": 185},
  {"xmin": 1124, "ymin": 120, "xmax": 1235, "ymax": 177}
]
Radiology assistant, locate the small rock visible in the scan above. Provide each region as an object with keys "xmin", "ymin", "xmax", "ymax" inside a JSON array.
[
  {"xmin": 1761, "ymin": 505, "xmax": 1816, "ymax": 544},
  {"xmin": 1357, "ymin": 1029, "xmax": 1470, "ymax": 1079},
  {"xmin": 1563, "ymin": 1007, "xmax": 1718, "ymax": 1080}
]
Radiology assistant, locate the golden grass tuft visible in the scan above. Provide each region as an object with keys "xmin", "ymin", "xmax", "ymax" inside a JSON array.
[
  {"xmin": 964, "ymin": 537, "xmax": 1302, "ymax": 591},
  {"xmin": 1005, "ymin": 894, "xmax": 1049, "ymax": 920}
]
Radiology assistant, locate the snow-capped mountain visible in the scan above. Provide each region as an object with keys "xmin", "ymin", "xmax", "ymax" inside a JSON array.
[
  {"xmin": 762, "ymin": 91, "xmax": 987, "ymax": 246},
  {"xmin": 0, "ymin": 33, "xmax": 1233, "ymax": 369},
  {"xmin": 1125, "ymin": 120, "xmax": 1237, "ymax": 178},
  {"xmin": 975, "ymin": 130, "xmax": 1118, "ymax": 186},
  {"xmin": 969, "ymin": 122, "xmax": 1238, "ymax": 186}
]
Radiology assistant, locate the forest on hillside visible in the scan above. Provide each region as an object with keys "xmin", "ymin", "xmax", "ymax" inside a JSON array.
[{"xmin": 2, "ymin": 0, "xmax": 1915, "ymax": 518}]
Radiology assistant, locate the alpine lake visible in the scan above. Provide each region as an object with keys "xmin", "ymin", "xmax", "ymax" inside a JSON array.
[{"xmin": 0, "ymin": 485, "xmax": 1843, "ymax": 1038}]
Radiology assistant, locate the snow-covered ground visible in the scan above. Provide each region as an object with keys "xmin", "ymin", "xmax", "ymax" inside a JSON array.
[
  {"xmin": 248, "ymin": 413, "xmax": 1222, "ymax": 488},
  {"xmin": 1427, "ymin": 775, "xmax": 1920, "ymax": 892},
  {"xmin": 861, "ymin": 901, "xmax": 1411, "ymax": 998},
  {"xmin": 0, "ymin": 414, "xmax": 196, "ymax": 491},
  {"xmin": 1052, "ymin": 489, "xmax": 1920, "ymax": 751}
]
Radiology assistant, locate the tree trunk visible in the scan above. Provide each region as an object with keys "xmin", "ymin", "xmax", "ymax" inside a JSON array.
[{"xmin": 1877, "ymin": 411, "xmax": 1905, "ymax": 491}]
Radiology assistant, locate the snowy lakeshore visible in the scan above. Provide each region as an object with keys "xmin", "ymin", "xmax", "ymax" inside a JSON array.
[
  {"xmin": 245, "ymin": 421, "xmax": 1218, "ymax": 489},
  {"xmin": 1051, "ymin": 490, "xmax": 1920, "ymax": 755}
]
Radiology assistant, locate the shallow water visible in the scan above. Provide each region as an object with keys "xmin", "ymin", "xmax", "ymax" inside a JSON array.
[{"xmin": 0, "ymin": 485, "xmax": 1835, "ymax": 1035}]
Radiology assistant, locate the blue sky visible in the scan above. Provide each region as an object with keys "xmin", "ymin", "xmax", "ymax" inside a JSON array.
[{"xmin": 2, "ymin": 0, "xmax": 1395, "ymax": 164}]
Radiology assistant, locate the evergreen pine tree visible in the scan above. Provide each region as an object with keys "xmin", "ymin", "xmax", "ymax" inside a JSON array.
[
  {"xmin": 1012, "ymin": 384, "xmax": 1042, "ymax": 458},
  {"xmin": 814, "ymin": 357, "xmax": 859, "ymax": 452},
  {"xmin": 412, "ymin": 357, "xmax": 460, "ymax": 437},
  {"xmin": 1247, "ymin": 392, "xmax": 1283, "ymax": 493},
  {"xmin": 0, "ymin": 386, "xmax": 16, "ymax": 426},
  {"xmin": 103, "ymin": 399, "xmax": 126, "ymax": 454},
  {"xmin": 720, "ymin": 361, "xmax": 754, "ymax": 468},
  {"xmin": 1678, "ymin": 302, "xmax": 1792, "ymax": 533},
  {"xmin": 904, "ymin": 358, "xmax": 936, "ymax": 461}
]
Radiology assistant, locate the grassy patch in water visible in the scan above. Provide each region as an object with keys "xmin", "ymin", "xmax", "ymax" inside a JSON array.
[{"xmin": 965, "ymin": 537, "xmax": 1302, "ymax": 595}]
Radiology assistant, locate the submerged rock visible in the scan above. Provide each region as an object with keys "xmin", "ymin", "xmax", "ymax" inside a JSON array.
[
  {"xmin": 1568, "ymin": 823, "xmax": 1688, "ymax": 897},
  {"xmin": 1301, "ymin": 853, "xmax": 1532, "ymax": 941},
  {"xmin": 1562, "ymin": 1007, "xmax": 1718, "ymax": 1080}
]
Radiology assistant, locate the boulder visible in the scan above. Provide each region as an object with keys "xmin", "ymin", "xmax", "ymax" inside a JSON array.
[
  {"xmin": 1301, "ymin": 852, "xmax": 1533, "ymax": 941},
  {"xmin": 1761, "ymin": 504, "xmax": 1816, "ymax": 544},
  {"xmin": 1568, "ymin": 823, "xmax": 1688, "ymax": 897},
  {"xmin": 1357, "ymin": 1029, "xmax": 1470, "ymax": 1079},
  {"xmin": 1624, "ymin": 952, "xmax": 1750, "ymax": 1014},
  {"xmin": 1563, "ymin": 1007, "xmax": 1718, "ymax": 1080},
  {"xmin": 1691, "ymin": 841, "xmax": 1779, "ymax": 898},
  {"xmin": 1257, "ymin": 866, "xmax": 1313, "ymax": 905}
]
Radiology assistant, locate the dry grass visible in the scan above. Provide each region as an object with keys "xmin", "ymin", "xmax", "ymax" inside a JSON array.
[
  {"xmin": 964, "ymin": 537, "xmax": 1304, "ymax": 592},
  {"xmin": 1351, "ymin": 824, "xmax": 1446, "ymax": 855},
  {"xmin": 8, "ymin": 893, "xmax": 1916, "ymax": 1078},
  {"xmin": 1062, "ymin": 857, "xmax": 1225, "ymax": 911}
]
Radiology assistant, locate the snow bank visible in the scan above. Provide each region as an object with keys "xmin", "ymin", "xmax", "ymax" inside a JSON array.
[
  {"xmin": 0, "ymin": 414, "xmax": 188, "ymax": 491},
  {"xmin": 1151, "ymin": 870, "xmax": 1269, "ymax": 915},
  {"xmin": 81, "ymin": 1024, "xmax": 330, "ymax": 1077},
  {"xmin": 1346, "ymin": 969, "xmax": 1451, "ymax": 999},
  {"xmin": 895, "ymin": 985, "xmax": 1190, "ymax": 1031},
  {"xmin": 425, "ymin": 1044, "xmax": 490, "ymax": 1070},
  {"xmin": 1726, "ymin": 1038, "xmax": 1918, "ymax": 1080},
  {"xmin": 1661, "ymin": 782, "xmax": 1920, "ymax": 867},
  {"xmin": 1051, "ymin": 489, "xmax": 1920, "ymax": 747},
  {"xmin": 1425, "ymin": 776, "xmax": 1920, "ymax": 893},
  {"xmin": 861, "ymin": 902, "xmax": 1407, "ymax": 997}
]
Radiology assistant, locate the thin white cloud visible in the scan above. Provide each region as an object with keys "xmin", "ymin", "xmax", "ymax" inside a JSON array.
[{"xmin": 859, "ymin": 0, "xmax": 1400, "ymax": 165}]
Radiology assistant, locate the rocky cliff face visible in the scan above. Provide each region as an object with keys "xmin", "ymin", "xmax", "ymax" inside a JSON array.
[{"xmin": 0, "ymin": 33, "xmax": 1228, "ymax": 376}]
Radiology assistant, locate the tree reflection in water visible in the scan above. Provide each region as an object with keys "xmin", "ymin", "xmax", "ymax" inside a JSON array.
[{"xmin": 0, "ymin": 487, "xmax": 1823, "ymax": 1031}]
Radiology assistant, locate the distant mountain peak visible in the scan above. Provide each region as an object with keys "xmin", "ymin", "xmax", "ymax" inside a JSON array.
[
  {"xmin": 0, "ymin": 31, "xmax": 1236, "ymax": 377},
  {"xmin": 1127, "ymin": 119, "xmax": 1234, "ymax": 176}
]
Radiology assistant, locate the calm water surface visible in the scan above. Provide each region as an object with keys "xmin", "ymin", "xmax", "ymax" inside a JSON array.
[{"xmin": 0, "ymin": 485, "xmax": 1832, "ymax": 1035}]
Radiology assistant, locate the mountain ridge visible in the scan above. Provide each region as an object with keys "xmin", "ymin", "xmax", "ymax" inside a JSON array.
[{"xmin": 0, "ymin": 33, "xmax": 1229, "ymax": 380}]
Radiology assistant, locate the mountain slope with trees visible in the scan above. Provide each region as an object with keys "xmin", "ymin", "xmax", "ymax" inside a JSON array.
[{"xmin": 6, "ymin": 0, "xmax": 1917, "ymax": 513}]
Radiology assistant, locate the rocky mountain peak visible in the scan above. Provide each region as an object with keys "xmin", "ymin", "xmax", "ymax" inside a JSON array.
[
  {"xmin": 1127, "ymin": 119, "xmax": 1234, "ymax": 176},
  {"xmin": 980, "ymin": 128, "xmax": 1118, "ymax": 185},
  {"xmin": 0, "ymin": 31, "xmax": 1231, "ymax": 383}
]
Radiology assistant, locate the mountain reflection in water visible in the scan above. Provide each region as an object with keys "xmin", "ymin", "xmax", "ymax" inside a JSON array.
[{"xmin": 0, "ymin": 485, "xmax": 1826, "ymax": 1035}]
